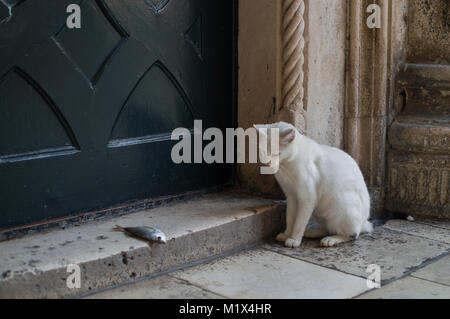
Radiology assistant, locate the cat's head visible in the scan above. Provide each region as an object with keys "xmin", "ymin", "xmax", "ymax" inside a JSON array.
[{"xmin": 253, "ymin": 122, "xmax": 297, "ymax": 170}]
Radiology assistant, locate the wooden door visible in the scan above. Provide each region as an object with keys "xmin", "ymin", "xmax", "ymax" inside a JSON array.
[{"xmin": 0, "ymin": 0, "xmax": 234, "ymax": 229}]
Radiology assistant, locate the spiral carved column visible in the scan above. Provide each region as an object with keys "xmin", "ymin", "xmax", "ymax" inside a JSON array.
[
  {"xmin": 281, "ymin": 0, "xmax": 305, "ymax": 110},
  {"xmin": 278, "ymin": 0, "xmax": 306, "ymax": 132}
]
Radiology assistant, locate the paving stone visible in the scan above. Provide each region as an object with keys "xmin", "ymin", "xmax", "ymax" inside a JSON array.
[
  {"xmin": 85, "ymin": 275, "xmax": 222, "ymax": 299},
  {"xmin": 384, "ymin": 220, "xmax": 450, "ymax": 244},
  {"xmin": 172, "ymin": 249, "xmax": 369, "ymax": 299},
  {"xmin": 411, "ymin": 255, "xmax": 450, "ymax": 286},
  {"xmin": 263, "ymin": 227, "xmax": 450, "ymax": 283},
  {"xmin": 415, "ymin": 220, "xmax": 450, "ymax": 231},
  {"xmin": 358, "ymin": 276, "xmax": 450, "ymax": 299}
]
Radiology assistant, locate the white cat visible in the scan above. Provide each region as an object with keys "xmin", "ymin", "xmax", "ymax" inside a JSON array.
[{"xmin": 254, "ymin": 122, "xmax": 373, "ymax": 248}]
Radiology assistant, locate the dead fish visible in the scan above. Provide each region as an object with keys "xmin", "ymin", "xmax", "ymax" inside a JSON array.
[{"xmin": 114, "ymin": 225, "xmax": 167, "ymax": 244}]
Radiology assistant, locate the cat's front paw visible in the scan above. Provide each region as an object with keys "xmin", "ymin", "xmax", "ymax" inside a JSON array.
[
  {"xmin": 320, "ymin": 235, "xmax": 349, "ymax": 247},
  {"xmin": 284, "ymin": 238, "xmax": 301, "ymax": 248},
  {"xmin": 276, "ymin": 233, "xmax": 288, "ymax": 242}
]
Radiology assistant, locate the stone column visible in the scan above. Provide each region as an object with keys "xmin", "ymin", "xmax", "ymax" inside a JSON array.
[{"xmin": 345, "ymin": 0, "xmax": 390, "ymax": 214}]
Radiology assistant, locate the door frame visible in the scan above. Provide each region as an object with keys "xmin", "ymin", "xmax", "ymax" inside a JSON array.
[{"xmin": 344, "ymin": 0, "xmax": 408, "ymax": 215}]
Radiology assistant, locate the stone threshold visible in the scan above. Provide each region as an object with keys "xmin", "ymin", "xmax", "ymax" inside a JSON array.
[
  {"xmin": 0, "ymin": 185, "xmax": 228, "ymax": 242},
  {"xmin": 0, "ymin": 191, "xmax": 284, "ymax": 298}
]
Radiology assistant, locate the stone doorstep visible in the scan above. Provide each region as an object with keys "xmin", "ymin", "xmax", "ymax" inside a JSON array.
[{"xmin": 0, "ymin": 192, "xmax": 285, "ymax": 299}]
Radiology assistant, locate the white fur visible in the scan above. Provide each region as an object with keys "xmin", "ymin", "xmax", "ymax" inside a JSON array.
[{"xmin": 255, "ymin": 122, "xmax": 373, "ymax": 248}]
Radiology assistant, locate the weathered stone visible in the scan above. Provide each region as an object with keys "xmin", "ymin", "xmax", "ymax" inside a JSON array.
[
  {"xmin": 407, "ymin": 0, "xmax": 450, "ymax": 64},
  {"xmin": 411, "ymin": 255, "xmax": 450, "ymax": 286},
  {"xmin": 384, "ymin": 220, "xmax": 450, "ymax": 244},
  {"xmin": 389, "ymin": 122, "xmax": 450, "ymax": 154},
  {"xmin": 0, "ymin": 192, "xmax": 284, "ymax": 298},
  {"xmin": 387, "ymin": 151, "xmax": 450, "ymax": 219},
  {"xmin": 172, "ymin": 249, "xmax": 369, "ymax": 299},
  {"xmin": 344, "ymin": 0, "xmax": 393, "ymax": 214},
  {"xmin": 263, "ymin": 225, "xmax": 449, "ymax": 283},
  {"xmin": 85, "ymin": 275, "xmax": 222, "ymax": 299},
  {"xmin": 358, "ymin": 276, "xmax": 450, "ymax": 299},
  {"xmin": 395, "ymin": 64, "xmax": 450, "ymax": 118},
  {"xmin": 416, "ymin": 219, "xmax": 450, "ymax": 230}
]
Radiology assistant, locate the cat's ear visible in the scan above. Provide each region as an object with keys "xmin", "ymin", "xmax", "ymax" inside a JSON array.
[{"xmin": 280, "ymin": 129, "xmax": 296, "ymax": 144}]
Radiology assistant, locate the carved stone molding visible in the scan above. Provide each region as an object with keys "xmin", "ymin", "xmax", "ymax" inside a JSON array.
[
  {"xmin": 387, "ymin": 152, "xmax": 450, "ymax": 218},
  {"xmin": 345, "ymin": 0, "xmax": 390, "ymax": 214}
]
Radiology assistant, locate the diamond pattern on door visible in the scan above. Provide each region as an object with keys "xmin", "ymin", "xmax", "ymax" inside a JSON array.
[
  {"xmin": 108, "ymin": 61, "xmax": 194, "ymax": 147},
  {"xmin": 145, "ymin": 0, "xmax": 170, "ymax": 13},
  {"xmin": 185, "ymin": 15, "xmax": 203, "ymax": 60},
  {"xmin": 53, "ymin": 0, "xmax": 128, "ymax": 85}
]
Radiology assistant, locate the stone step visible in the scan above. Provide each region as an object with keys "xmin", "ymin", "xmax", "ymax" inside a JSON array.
[{"xmin": 0, "ymin": 191, "xmax": 284, "ymax": 298}]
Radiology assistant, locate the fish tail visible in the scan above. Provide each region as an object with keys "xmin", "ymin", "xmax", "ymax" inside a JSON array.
[{"xmin": 113, "ymin": 225, "xmax": 125, "ymax": 232}]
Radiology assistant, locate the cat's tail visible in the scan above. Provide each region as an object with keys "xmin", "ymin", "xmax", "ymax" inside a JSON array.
[{"xmin": 361, "ymin": 220, "xmax": 374, "ymax": 234}]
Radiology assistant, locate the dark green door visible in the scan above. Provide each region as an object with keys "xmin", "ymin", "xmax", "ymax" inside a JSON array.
[{"xmin": 0, "ymin": 0, "xmax": 234, "ymax": 230}]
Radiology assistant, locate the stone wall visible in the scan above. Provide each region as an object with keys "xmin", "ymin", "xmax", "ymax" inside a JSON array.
[
  {"xmin": 237, "ymin": 0, "xmax": 281, "ymax": 195},
  {"xmin": 386, "ymin": 0, "xmax": 450, "ymax": 219},
  {"xmin": 237, "ymin": 0, "xmax": 449, "ymax": 218},
  {"xmin": 305, "ymin": 0, "xmax": 346, "ymax": 148},
  {"xmin": 407, "ymin": 0, "xmax": 450, "ymax": 64}
]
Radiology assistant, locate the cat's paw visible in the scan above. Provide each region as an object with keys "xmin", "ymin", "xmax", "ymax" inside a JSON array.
[
  {"xmin": 320, "ymin": 236, "xmax": 348, "ymax": 247},
  {"xmin": 276, "ymin": 233, "xmax": 288, "ymax": 242},
  {"xmin": 284, "ymin": 238, "xmax": 301, "ymax": 248}
]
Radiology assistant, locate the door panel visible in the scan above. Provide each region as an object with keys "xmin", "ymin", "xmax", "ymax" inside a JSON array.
[
  {"xmin": 109, "ymin": 61, "xmax": 195, "ymax": 143},
  {"xmin": 0, "ymin": 0, "xmax": 234, "ymax": 229}
]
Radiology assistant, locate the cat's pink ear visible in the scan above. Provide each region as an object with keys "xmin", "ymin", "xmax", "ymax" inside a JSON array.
[{"xmin": 280, "ymin": 129, "xmax": 295, "ymax": 144}]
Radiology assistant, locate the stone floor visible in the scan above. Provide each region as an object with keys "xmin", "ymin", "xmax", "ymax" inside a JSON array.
[{"xmin": 85, "ymin": 219, "xmax": 450, "ymax": 299}]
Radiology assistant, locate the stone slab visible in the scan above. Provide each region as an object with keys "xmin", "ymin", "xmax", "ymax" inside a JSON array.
[
  {"xmin": 84, "ymin": 275, "xmax": 222, "ymax": 299},
  {"xmin": 263, "ymin": 225, "xmax": 449, "ymax": 283},
  {"xmin": 358, "ymin": 276, "xmax": 450, "ymax": 299},
  {"xmin": 384, "ymin": 219, "xmax": 450, "ymax": 244},
  {"xmin": 411, "ymin": 255, "xmax": 450, "ymax": 286},
  {"xmin": 416, "ymin": 219, "xmax": 450, "ymax": 231},
  {"xmin": 0, "ymin": 192, "xmax": 284, "ymax": 298},
  {"xmin": 172, "ymin": 249, "xmax": 369, "ymax": 299}
]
